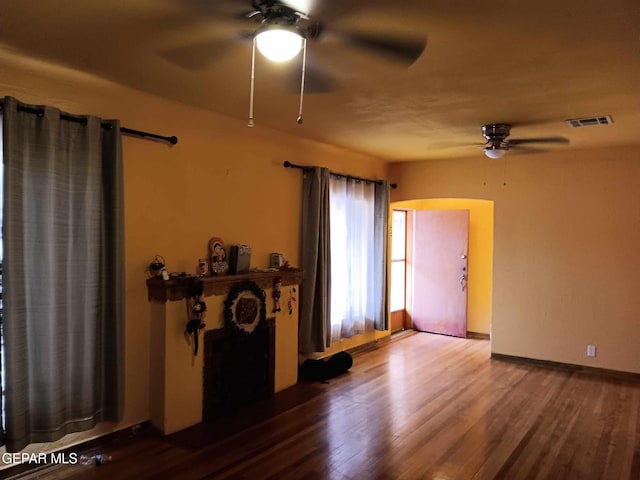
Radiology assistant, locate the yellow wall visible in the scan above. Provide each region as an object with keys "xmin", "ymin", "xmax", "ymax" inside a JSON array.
[
  {"xmin": 389, "ymin": 146, "xmax": 640, "ymax": 374},
  {"xmin": 393, "ymin": 199, "xmax": 494, "ymax": 335},
  {"xmin": 0, "ymin": 48, "xmax": 389, "ymax": 443}
]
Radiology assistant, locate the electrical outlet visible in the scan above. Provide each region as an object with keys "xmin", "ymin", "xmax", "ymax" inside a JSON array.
[{"xmin": 586, "ymin": 345, "xmax": 597, "ymax": 357}]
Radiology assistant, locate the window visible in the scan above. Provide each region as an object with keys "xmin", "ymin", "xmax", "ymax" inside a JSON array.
[
  {"xmin": 390, "ymin": 210, "xmax": 407, "ymax": 312},
  {"xmin": 329, "ymin": 177, "xmax": 376, "ymax": 340},
  {"xmin": 298, "ymin": 166, "xmax": 388, "ymax": 354}
]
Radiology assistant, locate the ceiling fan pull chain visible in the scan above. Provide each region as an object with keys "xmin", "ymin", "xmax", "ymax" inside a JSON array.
[
  {"xmin": 248, "ymin": 37, "xmax": 257, "ymax": 128},
  {"xmin": 297, "ymin": 38, "xmax": 307, "ymax": 125},
  {"xmin": 503, "ymin": 157, "xmax": 508, "ymax": 186}
]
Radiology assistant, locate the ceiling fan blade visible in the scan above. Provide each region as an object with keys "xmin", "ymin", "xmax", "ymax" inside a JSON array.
[
  {"xmin": 185, "ymin": 0, "xmax": 253, "ymax": 19},
  {"xmin": 284, "ymin": 63, "xmax": 335, "ymax": 93},
  {"xmin": 509, "ymin": 145, "xmax": 548, "ymax": 154},
  {"xmin": 158, "ymin": 37, "xmax": 242, "ymax": 70},
  {"xmin": 332, "ymin": 30, "xmax": 427, "ymax": 66},
  {"xmin": 509, "ymin": 137, "xmax": 570, "ymax": 145}
]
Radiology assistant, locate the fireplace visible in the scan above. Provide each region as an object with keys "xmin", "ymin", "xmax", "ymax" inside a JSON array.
[
  {"xmin": 202, "ymin": 317, "xmax": 275, "ymax": 421},
  {"xmin": 147, "ymin": 269, "xmax": 301, "ymax": 435}
]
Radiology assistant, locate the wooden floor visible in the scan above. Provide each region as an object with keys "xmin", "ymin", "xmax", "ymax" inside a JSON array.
[{"xmin": 10, "ymin": 332, "xmax": 640, "ymax": 480}]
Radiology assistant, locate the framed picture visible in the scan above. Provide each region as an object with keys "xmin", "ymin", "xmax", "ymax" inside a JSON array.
[{"xmin": 224, "ymin": 281, "xmax": 266, "ymax": 335}]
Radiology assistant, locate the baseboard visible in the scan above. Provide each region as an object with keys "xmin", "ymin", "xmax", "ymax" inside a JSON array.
[
  {"xmin": 342, "ymin": 329, "xmax": 416, "ymax": 357},
  {"xmin": 466, "ymin": 331, "xmax": 490, "ymax": 340},
  {"xmin": 491, "ymin": 353, "xmax": 640, "ymax": 382},
  {"xmin": 345, "ymin": 336, "xmax": 392, "ymax": 357}
]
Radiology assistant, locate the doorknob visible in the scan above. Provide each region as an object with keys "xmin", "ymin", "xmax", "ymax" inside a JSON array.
[{"xmin": 460, "ymin": 273, "xmax": 467, "ymax": 292}]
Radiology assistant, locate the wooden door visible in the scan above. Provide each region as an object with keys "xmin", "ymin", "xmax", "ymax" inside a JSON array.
[{"xmin": 412, "ymin": 210, "xmax": 469, "ymax": 337}]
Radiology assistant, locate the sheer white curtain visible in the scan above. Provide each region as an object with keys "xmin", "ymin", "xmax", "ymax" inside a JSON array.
[{"xmin": 329, "ymin": 177, "xmax": 376, "ymax": 341}]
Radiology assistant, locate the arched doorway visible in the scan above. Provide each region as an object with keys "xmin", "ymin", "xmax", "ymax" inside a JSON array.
[{"xmin": 390, "ymin": 198, "xmax": 494, "ymax": 338}]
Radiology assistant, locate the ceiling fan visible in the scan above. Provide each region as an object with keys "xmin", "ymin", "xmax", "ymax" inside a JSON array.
[
  {"xmin": 161, "ymin": 0, "xmax": 427, "ymax": 125},
  {"xmin": 481, "ymin": 124, "xmax": 569, "ymax": 159},
  {"xmin": 162, "ymin": 0, "xmax": 427, "ymax": 80}
]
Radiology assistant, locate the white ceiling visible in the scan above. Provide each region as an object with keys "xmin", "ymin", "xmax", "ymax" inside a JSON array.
[{"xmin": 1, "ymin": 0, "xmax": 638, "ymax": 161}]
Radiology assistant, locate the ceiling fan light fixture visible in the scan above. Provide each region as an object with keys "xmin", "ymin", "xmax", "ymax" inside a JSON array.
[
  {"xmin": 484, "ymin": 146, "xmax": 507, "ymax": 159},
  {"xmin": 255, "ymin": 25, "xmax": 303, "ymax": 62}
]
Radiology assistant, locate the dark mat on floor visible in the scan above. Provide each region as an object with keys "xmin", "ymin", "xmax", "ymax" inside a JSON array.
[{"xmin": 167, "ymin": 382, "xmax": 323, "ymax": 451}]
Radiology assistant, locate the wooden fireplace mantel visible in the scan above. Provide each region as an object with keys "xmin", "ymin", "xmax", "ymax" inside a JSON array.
[{"xmin": 146, "ymin": 268, "xmax": 303, "ymax": 303}]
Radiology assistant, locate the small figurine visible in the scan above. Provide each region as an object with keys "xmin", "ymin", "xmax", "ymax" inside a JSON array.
[
  {"xmin": 209, "ymin": 237, "xmax": 229, "ymax": 274},
  {"xmin": 197, "ymin": 258, "xmax": 209, "ymax": 276},
  {"xmin": 147, "ymin": 255, "xmax": 166, "ymax": 278},
  {"xmin": 273, "ymin": 276, "xmax": 282, "ymax": 313},
  {"xmin": 287, "ymin": 287, "xmax": 297, "ymax": 315},
  {"xmin": 185, "ymin": 280, "xmax": 207, "ymax": 356}
]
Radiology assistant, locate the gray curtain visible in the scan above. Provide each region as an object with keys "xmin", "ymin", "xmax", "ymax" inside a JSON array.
[
  {"xmin": 1, "ymin": 96, "xmax": 124, "ymax": 452},
  {"xmin": 299, "ymin": 167, "xmax": 331, "ymax": 353},
  {"xmin": 373, "ymin": 181, "xmax": 390, "ymax": 331}
]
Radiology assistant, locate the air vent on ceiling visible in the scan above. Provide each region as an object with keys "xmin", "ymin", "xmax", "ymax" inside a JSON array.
[{"xmin": 566, "ymin": 116, "xmax": 613, "ymax": 128}]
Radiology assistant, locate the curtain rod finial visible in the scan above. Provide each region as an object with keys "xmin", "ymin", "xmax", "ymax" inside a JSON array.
[{"xmin": 283, "ymin": 161, "xmax": 292, "ymax": 168}]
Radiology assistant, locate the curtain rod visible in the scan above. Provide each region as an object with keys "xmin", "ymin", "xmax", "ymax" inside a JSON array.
[
  {"xmin": 283, "ymin": 161, "xmax": 397, "ymax": 189},
  {"xmin": 1, "ymin": 102, "xmax": 178, "ymax": 146}
]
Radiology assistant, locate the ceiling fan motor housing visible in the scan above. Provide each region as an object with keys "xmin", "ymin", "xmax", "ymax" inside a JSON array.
[
  {"xmin": 482, "ymin": 123, "xmax": 511, "ymax": 142},
  {"xmin": 482, "ymin": 123, "xmax": 511, "ymax": 153}
]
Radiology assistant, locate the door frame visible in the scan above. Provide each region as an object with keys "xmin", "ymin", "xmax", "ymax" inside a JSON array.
[
  {"xmin": 390, "ymin": 199, "xmax": 494, "ymax": 338},
  {"xmin": 390, "ymin": 209, "xmax": 413, "ymax": 333}
]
